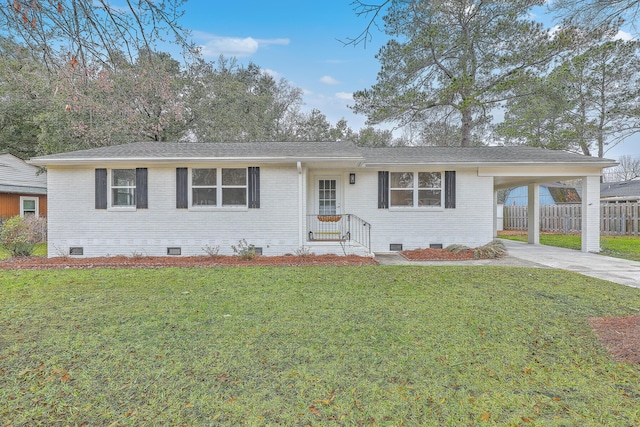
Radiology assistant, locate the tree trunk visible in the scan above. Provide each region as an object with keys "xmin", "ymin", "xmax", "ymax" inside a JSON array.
[{"xmin": 460, "ymin": 107, "xmax": 472, "ymax": 147}]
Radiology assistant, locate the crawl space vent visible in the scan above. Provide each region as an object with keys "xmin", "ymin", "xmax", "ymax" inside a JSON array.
[
  {"xmin": 69, "ymin": 247, "xmax": 84, "ymax": 256},
  {"xmin": 389, "ymin": 243, "xmax": 403, "ymax": 251},
  {"xmin": 429, "ymin": 243, "xmax": 443, "ymax": 249},
  {"xmin": 167, "ymin": 247, "xmax": 182, "ymax": 256},
  {"xmin": 253, "ymin": 247, "xmax": 263, "ymax": 255}
]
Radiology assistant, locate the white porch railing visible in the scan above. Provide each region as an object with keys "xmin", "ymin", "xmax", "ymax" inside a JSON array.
[{"xmin": 306, "ymin": 214, "xmax": 371, "ymax": 251}]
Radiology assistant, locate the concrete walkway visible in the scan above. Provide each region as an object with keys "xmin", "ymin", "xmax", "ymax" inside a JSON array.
[{"xmin": 375, "ymin": 239, "xmax": 640, "ymax": 289}]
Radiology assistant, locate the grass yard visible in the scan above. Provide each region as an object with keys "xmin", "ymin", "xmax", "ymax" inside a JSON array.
[
  {"xmin": 499, "ymin": 232, "xmax": 640, "ymax": 263},
  {"xmin": 2, "ymin": 266, "xmax": 640, "ymax": 425}
]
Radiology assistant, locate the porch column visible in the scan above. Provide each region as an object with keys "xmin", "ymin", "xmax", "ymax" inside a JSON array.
[
  {"xmin": 527, "ymin": 183, "xmax": 540, "ymax": 244},
  {"xmin": 493, "ymin": 189, "xmax": 498, "ymax": 238},
  {"xmin": 297, "ymin": 162, "xmax": 305, "ymax": 248},
  {"xmin": 581, "ymin": 176, "xmax": 601, "ymax": 253}
]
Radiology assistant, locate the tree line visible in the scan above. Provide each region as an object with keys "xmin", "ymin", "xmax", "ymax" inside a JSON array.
[
  {"xmin": 350, "ymin": 0, "xmax": 640, "ymax": 157},
  {"xmin": 1, "ymin": 0, "xmax": 639, "ymax": 160}
]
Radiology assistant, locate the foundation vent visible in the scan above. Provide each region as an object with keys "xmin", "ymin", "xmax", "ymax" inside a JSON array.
[{"xmin": 167, "ymin": 247, "xmax": 182, "ymax": 256}]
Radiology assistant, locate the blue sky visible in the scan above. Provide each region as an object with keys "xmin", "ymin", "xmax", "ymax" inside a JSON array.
[{"xmin": 178, "ymin": 0, "xmax": 639, "ymax": 159}]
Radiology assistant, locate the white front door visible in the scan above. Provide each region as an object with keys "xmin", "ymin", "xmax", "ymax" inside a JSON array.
[{"xmin": 316, "ymin": 177, "xmax": 341, "ymax": 215}]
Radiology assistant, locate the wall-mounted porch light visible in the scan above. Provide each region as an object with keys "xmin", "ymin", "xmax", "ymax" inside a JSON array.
[{"xmin": 349, "ymin": 173, "xmax": 356, "ymax": 184}]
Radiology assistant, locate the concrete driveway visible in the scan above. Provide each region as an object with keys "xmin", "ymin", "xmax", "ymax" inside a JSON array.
[
  {"xmin": 499, "ymin": 239, "xmax": 640, "ymax": 288},
  {"xmin": 375, "ymin": 239, "xmax": 640, "ymax": 289}
]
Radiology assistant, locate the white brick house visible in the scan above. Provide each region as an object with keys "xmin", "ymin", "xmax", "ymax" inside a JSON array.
[{"xmin": 29, "ymin": 142, "xmax": 615, "ymax": 257}]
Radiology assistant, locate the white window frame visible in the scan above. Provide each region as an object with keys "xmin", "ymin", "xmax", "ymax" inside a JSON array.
[
  {"xmin": 108, "ymin": 168, "xmax": 137, "ymax": 211},
  {"xmin": 188, "ymin": 167, "xmax": 248, "ymax": 210},
  {"xmin": 389, "ymin": 171, "xmax": 444, "ymax": 210},
  {"xmin": 20, "ymin": 196, "xmax": 39, "ymax": 217}
]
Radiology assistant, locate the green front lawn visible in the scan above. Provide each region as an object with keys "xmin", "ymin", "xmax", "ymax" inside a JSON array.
[
  {"xmin": 1, "ymin": 266, "xmax": 640, "ymax": 425},
  {"xmin": 499, "ymin": 232, "xmax": 640, "ymax": 262}
]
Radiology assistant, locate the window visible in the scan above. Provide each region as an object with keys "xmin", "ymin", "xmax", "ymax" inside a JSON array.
[
  {"xmin": 192, "ymin": 168, "xmax": 217, "ymax": 206},
  {"xmin": 390, "ymin": 171, "xmax": 442, "ymax": 208},
  {"xmin": 20, "ymin": 196, "xmax": 38, "ymax": 217},
  {"xmin": 111, "ymin": 169, "xmax": 136, "ymax": 206},
  {"xmin": 190, "ymin": 168, "xmax": 247, "ymax": 207},
  {"xmin": 95, "ymin": 168, "xmax": 147, "ymax": 209}
]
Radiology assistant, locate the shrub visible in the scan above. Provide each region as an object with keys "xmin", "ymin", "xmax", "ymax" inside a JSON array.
[
  {"xmin": 231, "ymin": 239, "xmax": 256, "ymax": 260},
  {"xmin": 473, "ymin": 240, "xmax": 507, "ymax": 259},
  {"xmin": 202, "ymin": 244, "xmax": 220, "ymax": 257},
  {"xmin": 446, "ymin": 244, "xmax": 471, "ymax": 254},
  {"xmin": 0, "ymin": 216, "xmax": 40, "ymax": 257}
]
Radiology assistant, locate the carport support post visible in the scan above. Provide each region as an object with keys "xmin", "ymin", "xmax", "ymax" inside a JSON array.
[
  {"xmin": 581, "ymin": 176, "xmax": 601, "ymax": 253},
  {"xmin": 527, "ymin": 183, "xmax": 540, "ymax": 245}
]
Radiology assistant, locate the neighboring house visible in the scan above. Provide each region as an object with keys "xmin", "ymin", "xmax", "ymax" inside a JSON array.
[
  {"xmin": 600, "ymin": 179, "xmax": 640, "ymax": 203},
  {"xmin": 0, "ymin": 153, "xmax": 47, "ymax": 220},
  {"xmin": 504, "ymin": 182, "xmax": 582, "ymax": 206},
  {"xmin": 29, "ymin": 142, "xmax": 614, "ymax": 257}
]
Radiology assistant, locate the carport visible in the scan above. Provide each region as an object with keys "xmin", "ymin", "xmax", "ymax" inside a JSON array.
[{"xmin": 481, "ymin": 156, "xmax": 617, "ymax": 253}]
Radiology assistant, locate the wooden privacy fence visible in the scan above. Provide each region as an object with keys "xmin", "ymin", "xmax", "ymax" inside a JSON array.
[{"xmin": 503, "ymin": 203, "xmax": 640, "ymax": 235}]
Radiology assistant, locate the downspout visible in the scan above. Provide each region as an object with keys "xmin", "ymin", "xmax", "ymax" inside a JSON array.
[{"xmin": 298, "ymin": 161, "xmax": 304, "ymax": 248}]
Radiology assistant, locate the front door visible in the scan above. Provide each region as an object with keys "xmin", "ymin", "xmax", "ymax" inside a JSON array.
[{"xmin": 317, "ymin": 177, "xmax": 341, "ymax": 215}]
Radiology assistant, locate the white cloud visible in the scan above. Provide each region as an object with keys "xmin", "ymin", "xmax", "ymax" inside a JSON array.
[
  {"xmin": 320, "ymin": 75, "xmax": 341, "ymax": 85},
  {"xmin": 194, "ymin": 31, "xmax": 290, "ymax": 58},
  {"xmin": 263, "ymin": 68, "xmax": 281, "ymax": 79},
  {"xmin": 335, "ymin": 92, "xmax": 353, "ymax": 100},
  {"xmin": 614, "ymin": 30, "xmax": 634, "ymax": 41}
]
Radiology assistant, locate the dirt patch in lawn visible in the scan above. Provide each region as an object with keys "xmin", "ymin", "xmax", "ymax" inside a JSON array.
[
  {"xmin": 590, "ymin": 314, "xmax": 640, "ymax": 364},
  {"xmin": 0, "ymin": 254, "xmax": 378, "ymax": 270}
]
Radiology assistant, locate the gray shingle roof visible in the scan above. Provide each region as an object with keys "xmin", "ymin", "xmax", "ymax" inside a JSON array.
[
  {"xmin": 29, "ymin": 141, "xmax": 362, "ymax": 162},
  {"xmin": 29, "ymin": 141, "xmax": 616, "ymax": 167},
  {"xmin": 361, "ymin": 146, "xmax": 614, "ymax": 165},
  {"xmin": 601, "ymin": 180, "xmax": 640, "ymax": 198}
]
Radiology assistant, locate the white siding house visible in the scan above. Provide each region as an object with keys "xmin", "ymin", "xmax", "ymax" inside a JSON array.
[{"xmin": 29, "ymin": 142, "xmax": 615, "ymax": 257}]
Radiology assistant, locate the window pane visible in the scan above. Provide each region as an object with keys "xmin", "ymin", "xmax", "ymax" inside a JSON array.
[
  {"xmin": 222, "ymin": 188, "xmax": 246, "ymax": 206},
  {"xmin": 193, "ymin": 188, "xmax": 217, "ymax": 206},
  {"xmin": 112, "ymin": 169, "xmax": 136, "ymax": 186},
  {"xmin": 391, "ymin": 190, "xmax": 414, "ymax": 207},
  {"xmin": 222, "ymin": 168, "xmax": 246, "ymax": 186},
  {"xmin": 112, "ymin": 188, "xmax": 135, "ymax": 206},
  {"xmin": 390, "ymin": 172, "xmax": 413, "ymax": 188},
  {"xmin": 418, "ymin": 172, "xmax": 441, "ymax": 188},
  {"xmin": 192, "ymin": 168, "xmax": 216, "ymax": 186},
  {"xmin": 23, "ymin": 200, "xmax": 36, "ymax": 210},
  {"xmin": 419, "ymin": 190, "xmax": 442, "ymax": 206}
]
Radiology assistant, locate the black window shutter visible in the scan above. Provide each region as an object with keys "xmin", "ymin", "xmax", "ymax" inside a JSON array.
[
  {"xmin": 248, "ymin": 167, "xmax": 260, "ymax": 208},
  {"xmin": 95, "ymin": 168, "xmax": 107, "ymax": 209},
  {"xmin": 136, "ymin": 168, "xmax": 148, "ymax": 209},
  {"xmin": 176, "ymin": 167, "xmax": 188, "ymax": 209},
  {"xmin": 445, "ymin": 171, "xmax": 456, "ymax": 209},
  {"xmin": 378, "ymin": 171, "xmax": 389, "ymax": 209}
]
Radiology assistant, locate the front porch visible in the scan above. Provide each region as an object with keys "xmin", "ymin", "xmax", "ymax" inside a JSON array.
[{"xmin": 305, "ymin": 214, "xmax": 372, "ymax": 256}]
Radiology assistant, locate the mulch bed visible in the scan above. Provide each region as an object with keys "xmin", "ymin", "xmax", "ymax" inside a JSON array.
[
  {"xmin": 401, "ymin": 248, "xmax": 476, "ymax": 261},
  {"xmin": 589, "ymin": 314, "xmax": 640, "ymax": 364},
  {"xmin": 0, "ymin": 254, "xmax": 378, "ymax": 270}
]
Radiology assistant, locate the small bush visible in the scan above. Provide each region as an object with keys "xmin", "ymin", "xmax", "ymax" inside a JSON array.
[
  {"xmin": 446, "ymin": 244, "xmax": 471, "ymax": 254},
  {"xmin": 473, "ymin": 240, "xmax": 507, "ymax": 259},
  {"xmin": 202, "ymin": 244, "xmax": 220, "ymax": 257},
  {"xmin": 231, "ymin": 239, "xmax": 256, "ymax": 260},
  {"xmin": 295, "ymin": 246, "xmax": 313, "ymax": 257},
  {"xmin": 0, "ymin": 216, "xmax": 39, "ymax": 257}
]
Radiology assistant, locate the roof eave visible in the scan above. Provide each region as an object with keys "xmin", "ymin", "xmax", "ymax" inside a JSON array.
[
  {"xmin": 29, "ymin": 155, "xmax": 365, "ymax": 166},
  {"xmin": 362, "ymin": 160, "xmax": 618, "ymax": 168}
]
